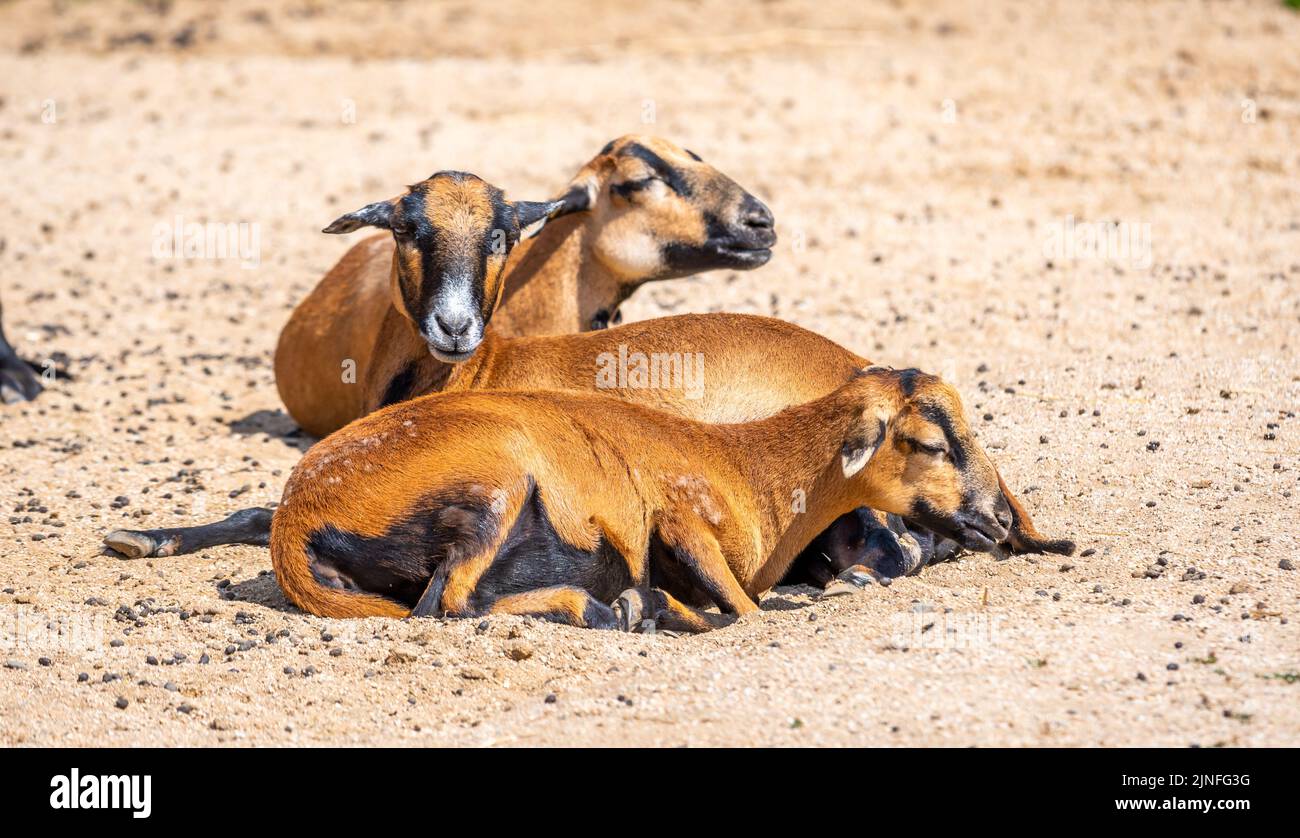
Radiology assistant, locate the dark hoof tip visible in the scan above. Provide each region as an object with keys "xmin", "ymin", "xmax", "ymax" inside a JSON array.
[{"xmin": 103, "ymin": 531, "xmax": 156, "ymax": 559}]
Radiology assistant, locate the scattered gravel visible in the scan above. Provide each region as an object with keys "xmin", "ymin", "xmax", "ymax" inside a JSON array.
[{"xmin": 0, "ymin": 0, "xmax": 1293, "ymax": 748}]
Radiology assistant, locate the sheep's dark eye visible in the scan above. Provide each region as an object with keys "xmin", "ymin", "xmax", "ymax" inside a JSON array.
[
  {"xmin": 391, "ymin": 221, "xmax": 414, "ymax": 237},
  {"xmin": 611, "ymin": 176, "xmax": 662, "ymax": 200},
  {"xmin": 910, "ymin": 439, "xmax": 948, "ymax": 456}
]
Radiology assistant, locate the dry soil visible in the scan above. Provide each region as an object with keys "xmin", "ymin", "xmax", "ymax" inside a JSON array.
[{"xmin": 0, "ymin": 0, "xmax": 1297, "ymax": 746}]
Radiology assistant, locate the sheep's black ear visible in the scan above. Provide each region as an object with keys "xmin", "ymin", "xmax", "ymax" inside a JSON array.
[
  {"xmin": 511, "ymin": 199, "xmax": 566, "ymax": 240},
  {"xmin": 842, "ymin": 415, "xmax": 886, "ymax": 479},
  {"xmin": 512, "ymin": 185, "xmax": 590, "ymax": 240},
  {"xmin": 323, "ymin": 200, "xmax": 394, "ymax": 234},
  {"xmin": 999, "ymin": 473, "xmax": 1077, "ymax": 556}
]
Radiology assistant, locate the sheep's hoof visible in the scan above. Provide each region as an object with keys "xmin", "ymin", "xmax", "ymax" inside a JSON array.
[
  {"xmin": 103, "ymin": 530, "xmax": 159, "ymax": 558},
  {"xmin": 895, "ymin": 531, "xmax": 927, "ymax": 575},
  {"xmin": 822, "ymin": 565, "xmax": 876, "ymax": 598},
  {"xmin": 839, "ymin": 564, "xmax": 877, "ymax": 587},
  {"xmin": 612, "ymin": 588, "xmax": 650, "ymax": 633},
  {"xmin": 820, "ymin": 582, "xmax": 859, "ymax": 599}
]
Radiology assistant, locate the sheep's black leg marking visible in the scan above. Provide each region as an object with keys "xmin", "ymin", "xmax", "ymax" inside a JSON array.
[
  {"xmin": 416, "ymin": 483, "xmax": 629, "ymax": 628},
  {"xmin": 304, "ymin": 482, "xmax": 628, "ymax": 623},
  {"xmin": 787, "ymin": 510, "xmax": 866, "ymax": 586},
  {"xmin": 780, "ymin": 555, "xmax": 829, "ymax": 587},
  {"xmin": 104, "ymin": 507, "xmax": 273, "ymax": 558},
  {"xmin": 469, "ymin": 486, "xmax": 632, "ymax": 611},
  {"xmin": 578, "ymin": 596, "xmax": 619, "ymax": 630},
  {"xmin": 409, "ymin": 572, "xmax": 448, "ymax": 618},
  {"xmin": 874, "ymin": 513, "xmax": 926, "ymax": 577},
  {"xmin": 806, "ymin": 559, "xmax": 836, "ymax": 588},
  {"xmin": 650, "ymin": 521, "xmax": 757, "ymax": 618},
  {"xmin": 293, "ymin": 482, "xmax": 643, "ymax": 629},
  {"xmin": 307, "ymin": 492, "xmax": 499, "ymax": 614},
  {"xmin": 433, "ymin": 486, "xmax": 635, "ymax": 629}
]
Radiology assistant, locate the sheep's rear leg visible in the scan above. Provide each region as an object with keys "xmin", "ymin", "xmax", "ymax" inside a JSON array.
[
  {"xmin": 104, "ymin": 507, "xmax": 273, "ymax": 558},
  {"xmin": 409, "ymin": 548, "xmax": 618, "ymax": 629},
  {"xmin": 620, "ymin": 519, "xmax": 756, "ymax": 634},
  {"xmin": 655, "ymin": 517, "xmax": 758, "ymax": 619}
]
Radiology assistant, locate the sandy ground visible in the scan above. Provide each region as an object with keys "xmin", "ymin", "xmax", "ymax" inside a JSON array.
[{"xmin": 0, "ymin": 0, "xmax": 1297, "ymax": 747}]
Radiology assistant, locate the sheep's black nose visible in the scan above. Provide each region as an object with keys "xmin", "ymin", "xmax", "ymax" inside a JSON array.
[
  {"xmin": 436, "ymin": 311, "xmax": 473, "ymax": 338},
  {"xmin": 739, "ymin": 194, "xmax": 774, "ymax": 230}
]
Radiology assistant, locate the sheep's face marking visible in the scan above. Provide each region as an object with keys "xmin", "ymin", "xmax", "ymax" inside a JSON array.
[
  {"xmin": 324, "ymin": 172, "xmax": 569, "ymax": 363},
  {"xmin": 588, "ymin": 136, "xmax": 777, "ymax": 282},
  {"xmin": 849, "ymin": 369, "xmax": 1011, "ymax": 554}
]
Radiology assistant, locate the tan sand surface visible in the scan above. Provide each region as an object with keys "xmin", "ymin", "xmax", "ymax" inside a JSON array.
[{"xmin": 0, "ymin": 0, "xmax": 1296, "ymax": 746}]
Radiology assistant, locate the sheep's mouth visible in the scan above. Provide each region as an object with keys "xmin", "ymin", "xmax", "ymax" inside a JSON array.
[
  {"xmin": 420, "ymin": 316, "xmax": 485, "ymax": 364},
  {"xmin": 425, "ymin": 343, "xmax": 476, "ymax": 363},
  {"xmin": 422, "ymin": 336, "xmax": 480, "ymax": 364},
  {"xmin": 908, "ymin": 510, "xmax": 1008, "ymax": 555},
  {"xmin": 954, "ymin": 523, "xmax": 1000, "ymax": 553},
  {"xmin": 708, "ymin": 240, "xmax": 773, "ymax": 268},
  {"xmin": 710, "ymin": 221, "xmax": 776, "ymax": 263},
  {"xmin": 664, "ymin": 237, "xmax": 773, "ymax": 275}
]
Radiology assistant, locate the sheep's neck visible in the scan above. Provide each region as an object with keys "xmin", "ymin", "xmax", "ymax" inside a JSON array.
[
  {"xmin": 719, "ymin": 384, "xmax": 892, "ymax": 591},
  {"xmin": 492, "ymin": 214, "xmax": 626, "ymax": 337}
]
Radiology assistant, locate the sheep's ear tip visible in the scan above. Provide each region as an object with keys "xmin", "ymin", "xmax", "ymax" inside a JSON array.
[
  {"xmin": 1008, "ymin": 535, "xmax": 1077, "ymax": 556},
  {"xmin": 1052, "ymin": 539, "xmax": 1078, "ymax": 556}
]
